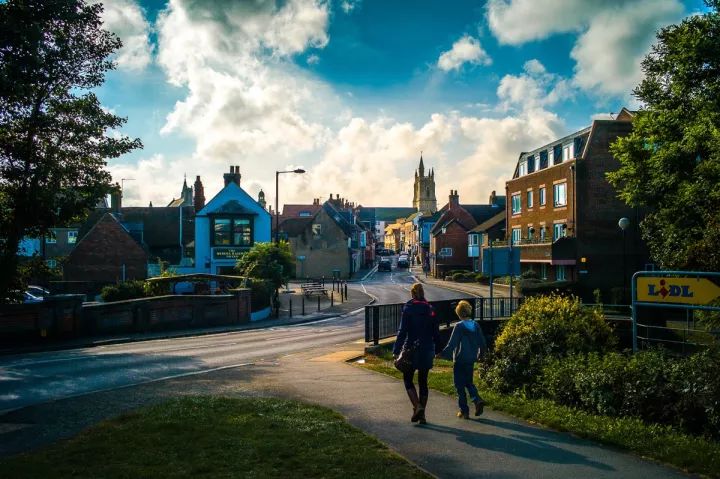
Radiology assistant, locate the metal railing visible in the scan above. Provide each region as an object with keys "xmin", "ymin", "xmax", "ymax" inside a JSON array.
[{"xmin": 365, "ymin": 297, "xmax": 522, "ymax": 345}]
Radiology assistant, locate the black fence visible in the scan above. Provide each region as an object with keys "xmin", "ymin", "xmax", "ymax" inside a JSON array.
[{"xmin": 364, "ymin": 297, "xmax": 522, "ymax": 345}]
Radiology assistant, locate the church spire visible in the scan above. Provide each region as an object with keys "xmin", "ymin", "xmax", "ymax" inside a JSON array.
[{"xmin": 418, "ymin": 152, "xmax": 425, "ymax": 177}]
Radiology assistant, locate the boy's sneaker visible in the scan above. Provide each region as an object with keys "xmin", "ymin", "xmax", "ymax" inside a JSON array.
[
  {"xmin": 474, "ymin": 400, "xmax": 485, "ymax": 416},
  {"xmin": 456, "ymin": 410, "xmax": 469, "ymax": 419}
]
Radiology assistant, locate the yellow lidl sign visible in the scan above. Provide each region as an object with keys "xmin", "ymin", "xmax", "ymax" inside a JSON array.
[{"xmin": 637, "ymin": 277, "xmax": 720, "ymax": 305}]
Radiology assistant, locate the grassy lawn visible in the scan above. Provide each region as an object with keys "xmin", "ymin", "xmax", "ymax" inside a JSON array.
[
  {"xmin": 0, "ymin": 396, "xmax": 431, "ymax": 479},
  {"xmin": 360, "ymin": 345, "xmax": 720, "ymax": 478}
]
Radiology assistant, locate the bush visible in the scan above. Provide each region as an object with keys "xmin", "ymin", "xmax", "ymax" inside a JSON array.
[
  {"xmin": 622, "ymin": 349, "xmax": 677, "ymax": 425},
  {"xmin": 573, "ymin": 352, "xmax": 628, "ymax": 416},
  {"xmin": 521, "ymin": 269, "xmax": 539, "ymax": 280},
  {"xmin": 475, "ymin": 273, "xmax": 488, "ymax": 284},
  {"xmin": 671, "ymin": 348, "xmax": 720, "ymax": 438},
  {"xmin": 483, "ymin": 294, "xmax": 616, "ymax": 395},
  {"xmin": 451, "ymin": 272, "xmax": 465, "ymax": 282},
  {"xmin": 249, "ymin": 279, "xmax": 273, "ymax": 312},
  {"xmin": 101, "ymin": 281, "xmax": 147, "ymax": 302}
]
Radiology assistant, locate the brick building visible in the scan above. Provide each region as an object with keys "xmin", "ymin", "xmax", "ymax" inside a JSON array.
[{"xmin": 503, "ymin": 108, "xmax": 647, "ymax": 299}]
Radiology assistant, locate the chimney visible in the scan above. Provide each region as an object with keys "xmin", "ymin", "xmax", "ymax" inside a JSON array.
[
  {"xmin": 111, "ymin": 183, "xmax": 122, "ymax": 212},
  {"xmin": 194, "ymin": 175, "xmax": 205, "ymax": 212},
  {"xmin": 223, "ymin": 165, "xmax": 241, "ymax": 187},
  {"xmin": 449, "ymin": 189, "xmax": 459, "ymax": 210},
  {"xmin": 489, "ymin": 190, "xmax": 496, "ymax": 205}
]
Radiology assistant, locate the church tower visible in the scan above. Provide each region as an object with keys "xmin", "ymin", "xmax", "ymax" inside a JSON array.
[{"xmin": 412, "ymin": 154, "xmax": 437, "ymax": 213}]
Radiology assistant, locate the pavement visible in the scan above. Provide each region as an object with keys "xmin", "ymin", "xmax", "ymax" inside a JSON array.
[
  {"xmin": 412, "ymin": 266, "xmax": 517, "ymax": 298},
  {"xmin": 0, "ymin": 339, "xmax": 693, "ymax": 478}
]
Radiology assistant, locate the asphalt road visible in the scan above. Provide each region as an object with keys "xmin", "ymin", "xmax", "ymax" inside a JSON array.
[{"xmin": 0, "ymin": 266, "xmax": 466, "ymax": 414}]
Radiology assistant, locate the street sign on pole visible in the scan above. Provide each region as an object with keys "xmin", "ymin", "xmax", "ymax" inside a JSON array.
[
  {"xmin": 482, "ymin": 246, "xmax": 520, "ymax": 277},
  {"xmin": 636, "ymin": 276, "xmax": 720, "ymax": 305}
]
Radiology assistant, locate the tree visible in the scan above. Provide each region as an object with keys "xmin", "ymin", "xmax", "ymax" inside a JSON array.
[
  {"xmin": 235, "ymin": 242, "xmax": 295, "ymax": 291},
  {"xmin": 0, "ymin": 0, "xmax": 141, "ymax": 300},
  {"xmin": 607, "ymin": 1, "xmax": 720, "ymax": 271}
]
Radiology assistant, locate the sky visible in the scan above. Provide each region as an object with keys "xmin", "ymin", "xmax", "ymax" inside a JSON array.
[{"xmin": 95, "ymin": 0, "xmax": 706, "ymax": 209}]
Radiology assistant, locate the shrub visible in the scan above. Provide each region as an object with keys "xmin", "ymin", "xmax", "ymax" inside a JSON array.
[
  {"xmin": 517, "ymin": 280, "xmax": 579, "ymax": 297},
  {"xmin": 451, "ymin": 272, "xmax": 475, "ymax": 282},
  {"xmin": 622, "ymin": 349, "xmax": 677, "ymax": 425},
  {"xmin": 573, "ymin": 352, "xmax": 628, "ymax": 416},
  {"xmin": 484, "ymin": 294, "xmax": 616, "ymax": 394},
  {"xmin": 540, "ymin": 354, "xmax": 586, "ymax": 406},
  {"xmin": 100, "ymin": 281, "xmax": 147, "ymax": 302},
  {"xmin": 671, "ymin": 348, "xmax": 720, "ymax": 438},
  {"xmin": 475, "ymin": 273, "xmax": 488, "ymax": 284},
  {"xmin": 249, "ymin": 279, "xmax": 273, "ymax": 312},
  {"xmin": 521, "ymin": 269, "xmax": 539, "ymax": 280}
]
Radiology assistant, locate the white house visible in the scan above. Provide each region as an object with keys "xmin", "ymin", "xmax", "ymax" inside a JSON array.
[{"xmin": 194, "ymin": 167, "xmax": 272, "ymax": 274}]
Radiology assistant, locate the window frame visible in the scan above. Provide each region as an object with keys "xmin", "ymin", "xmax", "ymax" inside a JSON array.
[
  {"xmin": 553, "ymin": 182, "xmax": 567, "ymax": 207},
  {"xmin": 511, "ymin": 194, "xmax": 521, "ymax": 214},
  {"xmin": 553, "ymin": 223, "xmax": 566, "ymax": 241},
  {"xmin": 511, "ymin": 227, "xmax": 521, "ymax": 245},
  {"xmin": 210, "ymin": 216, "xmax": 254, "ymax": 247},
  {"xmin": 439, "ymin": 247, "xmax": 453, "ymax": 257},
  {"xmin": 539, "ymin": 187, "xmax": 546, "ymax": 206},
  {"xmin": 556, "ymin": 265, "xmax": 567, "ymax": 281},
  {"xmin": 527, "ymin": 190, "xmax": 533, "ymax": 209},
  {"xmin": 45, "ymin": 232, "xmax": 56, "ymax": 244},
  {"xmin": 67, "ymin": 230, "xmax": 78, "ymax": 244}
]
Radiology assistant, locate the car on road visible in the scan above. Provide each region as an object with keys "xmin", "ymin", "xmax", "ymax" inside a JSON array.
[
  {"xmin": 378, "ymin": 259, "xmax": 392, "ymax": 272},
  {"xmin": 397, "ymin": 256, "xmax": 409, "ymax": 268},
  {"xmin": 27, "ymin": 285, "xmax": 50, "ymax": 298}
]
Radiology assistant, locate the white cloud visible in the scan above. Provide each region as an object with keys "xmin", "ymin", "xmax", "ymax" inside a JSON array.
[
  {"xmin": 92, "ymin": 0, "xmax": 153, "ymax": 71},
  {"xmin": 341, "ymin": 0, "xmax": 361, "ymax": 14},
  {"xmin": 437, "ymin": 35, "xmax": 492, "ymax": 72},
  {"xmin": 486, "ymin": 0, "xmax": 685, "ymax": 96},
  {"xmin": 307, "ymin": 54, "xmax": 320, "ymax": 65},
  {"xmin": 497, "ymin": 60, "xmax": 574, "ymax": 110}
]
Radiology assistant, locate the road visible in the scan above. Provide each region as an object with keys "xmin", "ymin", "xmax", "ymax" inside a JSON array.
[{"xmin": 0, "ymin": 267, "xmax": 467, "ymax": 414}]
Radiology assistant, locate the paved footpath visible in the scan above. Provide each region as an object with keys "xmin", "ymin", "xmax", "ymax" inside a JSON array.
[{"xmin": 1, "ymin": 337, "xmax": 693, "ymax": 478}]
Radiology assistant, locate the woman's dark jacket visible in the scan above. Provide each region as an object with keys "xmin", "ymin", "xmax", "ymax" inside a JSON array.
[{"xmin": 393, "ymin": 299, "xmax": 440, "ymax": 370}]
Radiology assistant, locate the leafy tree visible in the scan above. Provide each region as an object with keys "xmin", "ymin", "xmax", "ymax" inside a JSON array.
[
  {"xmin": 235, "ymin": 242, "xmax": 295, "ymax": 291},
  {"xmin": 0, "ymin": 0, "xmax": 142, "ymax": 300},
  {"xmin": 607, "ymin": 1, "xmax": 720, "ymax": 271}
]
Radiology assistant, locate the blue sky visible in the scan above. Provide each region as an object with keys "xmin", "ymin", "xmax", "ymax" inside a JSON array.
[{"xmin": 97, "ymin": 0, "xmax": 705, "ymax": 208}]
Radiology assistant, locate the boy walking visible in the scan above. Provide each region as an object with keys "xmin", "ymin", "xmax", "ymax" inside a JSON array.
[{"xmin": 439, "ymin": 300, "xmax": 487, "ymax": 419}]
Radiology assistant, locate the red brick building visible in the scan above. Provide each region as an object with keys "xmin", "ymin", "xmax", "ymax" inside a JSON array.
[
  {"xmin": 65, "ymin": 213, "xmax": 148, "ymax": 284},
  {"xmin": 503, "ymin": 108, "xmax": 647, "ymax": 299}
]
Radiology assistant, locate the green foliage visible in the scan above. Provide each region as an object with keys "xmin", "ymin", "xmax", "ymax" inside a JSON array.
[
  {"xmin": 607, "ymin": 3, "xmax": 720, "ymax": 271},
  {"xmin": 249, "ymin": 279, "xmax": 273, "ymax": 312},
  {"xmin": 143, "ymin": 269, "xmax": 177, "ymax": 297},
  {"xmin": 475, "ymin": 273, "xmax": 488, "ymax": 284},
  {"xmin": 483, "ymin": 294, "xmax": 616, "ymax": 394},
  {"xmin": 593, "ymin": 288, "xmax": 602, "ymax": 304},
  {"xmin": 100, "ymin": 281, "xmax": 147, "ymax": 302},
  {"xmin": 235, "ymin": 242, "xmax": 294, "ymax": 291},
  {"xmin": 0, "ymin": 0, "xmax": 142, "ymax": 301},
  {"xmin": 521, "ymin": 269, "xmax": 539, "ymax": 280},
  {"xmin": 516, "ymin": 280, "xmax": 579, "ymax": 297}
]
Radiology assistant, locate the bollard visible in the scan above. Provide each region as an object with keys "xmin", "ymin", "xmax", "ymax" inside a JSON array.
[
  {"xmin": 317, "ymin": 294, "xmax": 321, "ymax": 312},
  {"xmin": 289, "ymin": 298, "xmax": 293, "ymax": 318},
  {"xmin": 344, "ymin": 282, "xmax": 348, "ymax": 300},
  {"xmin": 302, "ymin": 296, "xmax": 305, "ymax": 315},
  {"xmin": 331, "ymin": 291, "xmax": 334, "ymax": 307}
]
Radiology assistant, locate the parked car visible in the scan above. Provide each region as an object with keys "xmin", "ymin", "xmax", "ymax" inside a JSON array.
[
  {"xmin": 397, "ymin": 256, "xmax": 409, "ymax": 268},
  {"xmin": 22, "ymin": 291, "xmax": 43, "ymax": 303},
  {"xmin": 26, "ymin": 285, "xmax": 50, "ymax": 298},
  {"xmin": 378, "ymin": 259, "xmax": 392, "ymax": 272}
]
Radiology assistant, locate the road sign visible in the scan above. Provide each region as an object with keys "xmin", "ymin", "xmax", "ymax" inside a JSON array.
[
  {"xmin": 636, "ymin": 276, "xmax": 720, "ymax": 305},
  {"xmin": 482, "ymin": 247, "xmax": 520, "ymax": 277}
]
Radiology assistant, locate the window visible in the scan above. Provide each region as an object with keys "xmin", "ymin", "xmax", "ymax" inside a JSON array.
[
  {"xmin": 527, "ymin": 226, "xmax": 533, "ymax": 240},
  {"xmin": 299, "ymin": 211, "xmax": 312, "ymax": 217},
  {"xmin": 553, "ymin": 182, "xmax": 567, "ymax": 207},
  {"xmin": 46, "ymin": 259, "xmax": 57, "ymax": 268},
  {"xmin": 67, "ymin": 231, "xmax": 78, "ymax": 244},
  {"xmin": 540, "ymin": 226, "xmax": 546, "ymax": 242},
  {"xmin": 526, "ymin": 190, "xmax": 533, "ymax": 208},
  {"xmin": 212, "ymin": 217, "xmax": 253, "ymax": 247},
  {"xmin": 540, "ymin": 263, "xmax": 548, "ymax": 280},
  {"xmin": 573, "ymin": 136, "xmax": 584, "ymax": 158},
  {"xmin": 553, "ymin": 223, "xmax": 566, "ymax": 241},
  {"xmin": 562, "ymin": 144, "xmax": 571, "ymax": 162},
  {"xmin": 312, "ymin": 224, "xmax": 322, "ymax": 238},
  {"xmin": 439, "ymin": 247, "xmax": 453, "ymax": 257},
  {"xmin": 511, "ymin": 194, "xmax": 521, "ymax": 214},
  {"xmin": 553, "ymin": 144, "xmax": 563, "ymax": 165},
  {"xmin": 511, "ymin": 228, "xmax": 521, "ymax": 245},
  {"xmin": 469, "ymin": 234, "xmax": 479, "ymax": 246},
  {"xmin": 518, "ymin": 161, "xmax": 527, "ymax": 176},
  {"xmin": 527, "ymin": 155, "xmax": 535, "ymax": 173},
  {"xmin": 45, "ymin": 233, "xmax": 56, "ymax": 244},
  {"xmin": 539, "ymin": 150, "xmax": 548, "ymax": 169},
  {"xmin": 539, "ymin": 187, "xmax": 546, "ymax": 206},
  {"xmin": 556, "ymin": 265, "xmax": 567, "ymax": 281}
]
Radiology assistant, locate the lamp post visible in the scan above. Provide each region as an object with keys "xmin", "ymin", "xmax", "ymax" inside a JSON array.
[
  {"xmin": 618, "ymin": 217, "xmax": 630, "ymax": 304},
  {"xmin": 275, "ymin": 169, "xmax": 306, "ymax": 244}
]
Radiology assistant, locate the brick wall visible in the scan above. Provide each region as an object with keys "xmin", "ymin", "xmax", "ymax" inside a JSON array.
[
  {"xmin": 431, "ymin": 221, "xmax": 472, "ymax": 276},
  {"xmin": 290, "ymin": 208, "xmax": 350, "ymax": 279}
]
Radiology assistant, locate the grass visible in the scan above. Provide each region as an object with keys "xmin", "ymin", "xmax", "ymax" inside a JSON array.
[
  {"xmin": 0, "ymin": 396, "xmax": 432, "ymax": 479},
  {"xmin": 360, "ymin": 345, "xmax": 720, "ymax": 478}
]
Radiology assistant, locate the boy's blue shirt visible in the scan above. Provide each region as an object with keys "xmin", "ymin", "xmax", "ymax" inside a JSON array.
[{"xmin": 440, "ymin": 319, "xmax": 487, "ymax": 364}]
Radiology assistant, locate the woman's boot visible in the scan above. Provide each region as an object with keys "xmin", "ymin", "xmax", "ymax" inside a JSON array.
[
  {"xmin": 416, "ymin": 395, "xmax": 428, "ymax": 424},
  {"xmin": 406, "ymin": 388, "xmax": 420, "ymax": 422}
]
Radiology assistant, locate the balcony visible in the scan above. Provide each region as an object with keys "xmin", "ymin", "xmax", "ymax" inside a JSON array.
[{"xmin": 483, "ymin": 237, "xmax": 577, "ymax": 264}]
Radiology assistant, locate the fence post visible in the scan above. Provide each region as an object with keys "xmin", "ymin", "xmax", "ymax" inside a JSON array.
[
  {"xmin": 302, "ymin": 296, "xmax": 305, "ymax": 316},
  {"xmin": 289, "ymin": 298, "xmax": 293, "ymax": 318},
  {"xmin": 344, "ymin": 282, "xmax": 348, "ymax": 300},
  {"xmin": 479, "ymin": 297, "xmax": 484, "ymax": 321},
  {"xmin": 500, "ymin": 298, "xmax": 505, "ymax": 317},
  {"xmin": 331, "ymin": 291, "xmax": 334, "ymax": 307},
  {"xmin": 372, "ymin": 308, "xmax": 380, "ymax": 345}
]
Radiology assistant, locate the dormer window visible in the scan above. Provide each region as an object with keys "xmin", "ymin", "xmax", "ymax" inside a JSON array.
[
  {"xmin": 212, "ymin": 217, "xmax": 253, "ymax": 247},
  {"xmin": 299, "ymin": 211, "xmax": 311, "ymax": 217},
  {"xmin": 527, "ymin": 155, "xmax": 535, "ymax": 173},
  {"xmin": 518, "ymin": 160, "xmax": 527, "ymax": 177}
]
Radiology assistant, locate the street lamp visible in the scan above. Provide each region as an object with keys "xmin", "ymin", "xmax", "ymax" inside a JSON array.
[
  {"xmin": 618, "ymin": 217, "xmax": 630, "ymax": 304},
  {"xmin": 275, "ymin": 169, "xmax": 306, "ymax": 244}
]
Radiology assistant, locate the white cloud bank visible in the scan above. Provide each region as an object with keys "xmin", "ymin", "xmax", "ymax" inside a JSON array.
[
  {"xmin": 437, "ymin": 35, "xmax": 492, "ymax": 72},
  {"xmin": 486, "ymin": 0, "xmax": 685, "ymax": 96},
  {"xmin": 92, "ymin": 0, "xmax": 153, "ymax": 71}
]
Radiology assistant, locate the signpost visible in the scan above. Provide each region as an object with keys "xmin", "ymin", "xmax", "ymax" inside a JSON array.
[
  {"xmin": 482, "ymin": 245, "xmax": 521, "ymax": 319},
  {"xmin": 631, "ymin": 271, "xmax": 720, "ymax": 352}
]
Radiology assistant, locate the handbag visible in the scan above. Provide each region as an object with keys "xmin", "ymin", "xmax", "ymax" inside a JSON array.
[{"xmin": 394, "ymin": 340, "xmax": 418, "ymax": 373}]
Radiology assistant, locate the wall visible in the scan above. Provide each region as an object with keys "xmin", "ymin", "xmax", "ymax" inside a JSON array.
[
  {"xmin": 431, "ymin": 221, "xmax": 472, "ymax": 276},
  {"xmin": 290, "ymin": 208, "xmax": 350, "ymax": 279}
]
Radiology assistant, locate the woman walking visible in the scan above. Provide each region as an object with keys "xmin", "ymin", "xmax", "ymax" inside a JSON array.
[
  {"xmin": 393, "ymin": 283, "xmax": 440, "ymax": 424},
  {"xmin": 439, "ymin": 300, "xmax": 487, "ymax": 419}
]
